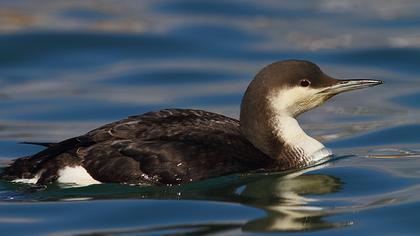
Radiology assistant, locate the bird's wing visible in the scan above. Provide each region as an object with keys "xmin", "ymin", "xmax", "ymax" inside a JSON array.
[{"xmin": 2, "ymin": 109, "xmax": 269, "ymax": 185}]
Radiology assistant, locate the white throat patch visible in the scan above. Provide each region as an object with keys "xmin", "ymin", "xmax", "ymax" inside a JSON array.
[
  {"xmin": 268, "ymin": 87, "xmax": 333, "ymax": 164},
  {"xmin": 269, "ymin": 86, "xmax": 326, "ymax": 117},
  {"xmin": 271, "ymin": 115, "xmax": 332, "ymax": 163}
]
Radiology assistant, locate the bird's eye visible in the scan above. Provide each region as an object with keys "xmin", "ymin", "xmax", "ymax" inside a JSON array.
[{"xmin": 300, "ymin": 79, "xmax": 311, "ymax": 87}]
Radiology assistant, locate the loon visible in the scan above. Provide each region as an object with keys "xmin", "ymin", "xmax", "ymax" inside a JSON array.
[{"xmin": 0, "ymin": 60, "xmax": 382, "ymax": 186}]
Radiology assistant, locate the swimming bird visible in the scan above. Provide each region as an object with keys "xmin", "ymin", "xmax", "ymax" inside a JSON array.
[{"xmin": 0, "ymin": 60, "xmax": 382, "ymax": 186}]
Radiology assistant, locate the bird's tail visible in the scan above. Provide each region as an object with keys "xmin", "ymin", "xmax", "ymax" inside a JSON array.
[{"xmin": 20, "ymin": 142, "xmax": 57, "ymax": 148}]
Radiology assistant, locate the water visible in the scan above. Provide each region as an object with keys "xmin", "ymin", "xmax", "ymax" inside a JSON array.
[{"xmin": 0, "ymin": 0, "xmax": 420, "ymax": 235}]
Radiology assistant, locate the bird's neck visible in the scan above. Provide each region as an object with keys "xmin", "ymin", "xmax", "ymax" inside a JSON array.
[
  {"xmin": 239, "ymin": 83, "xmax": 332, "ymax": 169},
  {"xmin": 271, "ymin": 115, "xmax": 332, "ymax": 166}
]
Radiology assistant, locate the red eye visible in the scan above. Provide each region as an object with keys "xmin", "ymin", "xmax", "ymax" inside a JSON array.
[{"xmin": 300, "ymin": 79, "xmax": 310, "ymax": 87}]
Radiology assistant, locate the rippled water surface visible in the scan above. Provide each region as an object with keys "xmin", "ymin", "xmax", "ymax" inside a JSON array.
[{"xmin": 1, "ymin": 0, "xmax": 420, "ymax": 235}]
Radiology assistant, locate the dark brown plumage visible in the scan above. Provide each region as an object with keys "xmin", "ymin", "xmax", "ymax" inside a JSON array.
[{"xmin": 1, "ymin": 109, "xmax": 280, "ymax": 185}]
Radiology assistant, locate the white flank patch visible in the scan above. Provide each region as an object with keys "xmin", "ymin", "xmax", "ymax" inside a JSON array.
[
  {"xmin": 12, "ymin": 173, "xmax": 41, "ymax": 184},
  {"xmin": 57, "ymin": 166, "xmax": 101, "ymax": 186}
]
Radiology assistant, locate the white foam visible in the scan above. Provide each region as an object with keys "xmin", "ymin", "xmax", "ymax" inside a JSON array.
[{"xmin": 12, "ymin": 173, "xmax": 41, "ymax": 184}]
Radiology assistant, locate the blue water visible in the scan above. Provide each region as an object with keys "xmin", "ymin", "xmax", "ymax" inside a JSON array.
[{"xmin": 0, "ymin": 0, "xmax": 420, "ymax": 235}]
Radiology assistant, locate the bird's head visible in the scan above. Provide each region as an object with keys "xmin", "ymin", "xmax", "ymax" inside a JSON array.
[
  {"xmin": 251, "ymin": 60, "xmax": 382, "ymax": 117},
  {"xmin": 240, "ymin": 60, "xmax": 382, "ymax": 163}
]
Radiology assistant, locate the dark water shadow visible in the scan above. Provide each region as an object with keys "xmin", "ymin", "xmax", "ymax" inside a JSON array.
[
  {"xmin": 0, "ymin": 161, "xmax": 349, "ymax": 233},
  {"xmin": 0, "ymin": 155, "xmax": 413, "ymax": 234}
]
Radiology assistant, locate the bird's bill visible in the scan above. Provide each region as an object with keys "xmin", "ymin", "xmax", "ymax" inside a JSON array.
[{"xmin": 320, "ymin": 79, "xmax": 383, "ymax": 95}]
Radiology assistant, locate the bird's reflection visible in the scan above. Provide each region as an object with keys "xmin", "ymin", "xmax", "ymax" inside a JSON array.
[{"xmin": 239, "ymin": 173, "xmax": 343, "ymax": 232}]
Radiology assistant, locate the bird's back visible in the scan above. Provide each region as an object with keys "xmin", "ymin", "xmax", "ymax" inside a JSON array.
[{"xmin": 1, "ymin": 109, "xmax": 271, "ymax": 185}]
